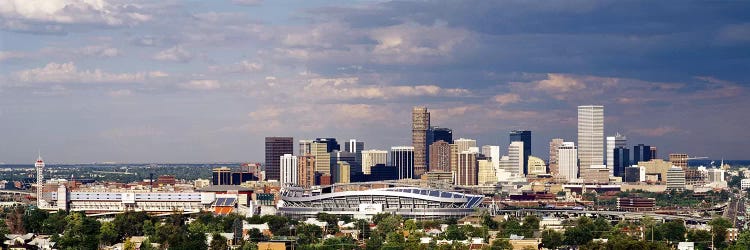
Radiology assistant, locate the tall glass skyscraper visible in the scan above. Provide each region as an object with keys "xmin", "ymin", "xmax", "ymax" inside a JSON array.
[
  {"xmin": 391, "ymin": 146, "xmax": 415, "ymax": 179},
  {"xmin": 509, "ymin": 130, "xmax": 531, "ymax": 175},
  {"xmin": 412, "ymin": 107, "xmax": 430, "ymax": 178},
  {"xmin": 265, "ymin": 137, "xmax": 294, "ymax": 181},
  {"xmin": 633, "ymin": 144, "xmax": 652, "ymax": 164}
]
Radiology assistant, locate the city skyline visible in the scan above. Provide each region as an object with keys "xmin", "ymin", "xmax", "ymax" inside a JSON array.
[{"xmin": 1, "ymin": 1, "xmax": 750, "ymax": 163}]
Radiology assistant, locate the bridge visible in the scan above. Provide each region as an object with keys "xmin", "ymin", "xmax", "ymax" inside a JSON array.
[{"xmin": 490, "ymin": 208, "xmax": 711, "ymax": 223}]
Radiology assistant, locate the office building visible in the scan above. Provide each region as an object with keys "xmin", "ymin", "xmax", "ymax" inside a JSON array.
[
  {"xmin": 368, "ymin": 164, "xmax": 399, "ymax": 182},
  {"xmin": 583, "ymin": 165, "xmax": 610, "ymax": 184},
  {"xmin": 299, "ymin": 140, "xmax": 313, "ymax": 155},
  {"xmin": 548, "ymin": 138, "xmax": 564, "ymax": 176},
  {"xmin": 213, "ymin": 167, "xmax": 232, "ymax": 185},
  {"xmin": 640, "ymin": 159, "xmax": 673, "ymax": 184},
  {"xmin": 412, "ymin": 106, "xmax": 430, "ymax": 177},
  {"xmin": 527, "ymin": 156, "xmax": 546, "ymax": 176},
  {"xmin": 477, "ymin": 159, "xmax": 495, "ymax": 185},
  {"xmin": 650, "ymin": 147, "xmax": 657, "ymax": 160},
  {"xmin": 391, "ymin": 146, "xmax": 414, "ymax": 179},
  {"xmin": 633, "ymin": 144, "xmax": 652, "ymax": 164},
  {"xmin": 606, "ymin": 133, "xmax": 627, "ymax": 174},
  {"xmin": 624, "ymin": 166, "xmax": 641, "ymax": 183},
  {"xmin": 335, "ymin": 151, "xmax": 359, "ymax": 174},
  {"xmin": 577, "ymin": 105, "xmax": 604, "ymax": 174},
  {"xmin": 482, "ymin": 145, "xmax": 501, "ymax": 177},
  {"xmin": 298, "ymin": 155, "xmax": 316, "ymax": 188},
  {"xmin": 509, "ymin": 130, "xmax": 531, "ymax": 175},
  {"xmin": 508, "ymin": 141, "xmax": 524, "ymax": 176},
  {"xmin": 613, "ymin": 146, "xmax": 630, "ymax": 178},
  {"xmin": 279, "ymin": 154, "xmax": 298, "ymax": 186},
  {"xmin": 429, "ymin": 140, "xmax": 452, "ymax": 172},
  {"xmin": 449, "ymin": 144, "xmax": 459, "ymax": 174},
  {"xmin": 334, "ymin": 161, "xmax": 351, "ymax": 184},
  {"xmin": 457, "ymin": 151, "xmax": 478, "ymax": 186},
  {"xmin": 361, "ymin": 150, "xmax": 387, "ymax": 174},
  {"xmin": 431, "ymin": 127, "xmax": 453, "ymax": 144},
  {"xmin": 311, "ymin": 142, "xmax": 331, "ymax": 174},
  {"xmin": 344, "ymin": 139, "xmax": 364, "ymax": 153},
  {"xmin": 265, "ymin": 137, "xmax": 294, "ymax": 181},
  {"xmin": 669, "ymin": 153, "xmax": 689, "ymax": 169},
  {"xmin": 707, "ymin": 168, "xmax": 726, "ymax": 185},
  {"xmin": 666, "ymin": 166, "xmax": 686, "ymax": 191},
  {"xmin": 314, "ymin": 138, "xmax": 340, "ymax": 152},
  {"xmin": 454, "ymin": 138, "xmax": 477, "ymax": 153},
  {"xmin": 558, "ymin": 142, "xmax": 578, "ymax": 182}
]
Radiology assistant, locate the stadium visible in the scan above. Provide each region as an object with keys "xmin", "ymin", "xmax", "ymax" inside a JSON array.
[{"xmin": 276, "ymin": 181, "xmax": 485, "ymax": 219}]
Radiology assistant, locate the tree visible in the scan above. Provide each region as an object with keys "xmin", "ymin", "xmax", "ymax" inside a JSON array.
[
  {"xmin": 445, "ymin": 224, "xmax": 466, "ymax": 240},
  {"xmin": 210, "ymin": 233, "xmax": 229, "ymax": 250},
  {"xmin": 591, "ymin": 217, "xmax": 612, "ymax": 238},
  {"xmin": 498, "ymin": 218, "xmax": 523, "ymax": 238},
  {"xmin": 729, "ymin": 231, "xmax": 750, "ymax": 250},
  {"xmin": 564, "ymin": 217, "xmax": 594, "ymax": 247},
  {"xmin": 489, "ymin": 238, "xmax": 512, "ymax": 250},
  {"xmin": 123, "ymin": 238, "xmax": 136, "ymax": 250},
  {"xmin": 375, "ymin": 214, "xmax": 403, "ymax": 238},
  {"xmin": 355, "ymin": 219, "xmax": 371, "ymax": 239},
  {"xmin": 142, "ymin": 220, "xmax": 155, "ymax": 238},
  {"xmin": 99, "ymin": 221, "xmax": 119, "ymax": 246},
  {"xmin": 404, "ymin": 219, "xmax": 418, "ymax": 232},
  {"xmin": 140, "ymin": 237, "xmax": 156, "ymax": 250},
  {"xmin": 541, "ymin": 229, "xmax": 563, "ymax": 249},
  {"xmin": 687, "ymin": 229, "xmax": 712, "ymax": 250},
  {"xmin": 482, "ymin": 212, "xmax": 499, "ymax": 230},
  {"xmin": 659, "ymin": 220, "xmax": 687, "ymax": 243},
  {"xmin": 710, "ymin": 216, "xmax": 733, "ymax": 249},
  {"xmin": 40, "ymin": 210, "xmax": 68, "ymax": 235},
  {"xmin": 521, "ymin": 215, "xmax": 540, "ymax": 238},
  {"xmin": 57, "ymin": 212, "xmax": 101, "ymax": 250},
  {"xmin": 295, "ymin": 224, "xmax": 321, "ymax": 245},
  {"xmin": 21, "ymin": 207, "xmax": 47, "ymax": 233},
  {"xmin": 382, "ymin": 231, "xmax": 406, "ymax": 250},
  {"xmin": 113, "ymin": 211, "xmax": 151, "ymax": 241}
]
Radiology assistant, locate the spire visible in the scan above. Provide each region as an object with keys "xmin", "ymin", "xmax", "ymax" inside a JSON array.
[{"xmin": 37, "ymin": 150, "xmax": 42, "ymax": 162}]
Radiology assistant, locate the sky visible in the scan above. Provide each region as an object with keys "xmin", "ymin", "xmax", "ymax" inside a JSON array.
[{"xmin": 1, "ymin": 0, "xmax": 749, "ymax": 164}]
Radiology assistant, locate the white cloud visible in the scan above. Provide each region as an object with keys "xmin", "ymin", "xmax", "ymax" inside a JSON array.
[
  {"xmin": 0, "ymin": 51, "xmax": 27, "ymax": 61},
  {"xmin": 77, "ymin": 45, "xmax": 119, "ymax": 57},
  {"xmin": 534, "ymin": 73, "xmax": 586, "ymax": 93},
  {"xmin": 14, "ymin": 61, "xmax": 152, "ymax": 84},
  {"xmin": 153, "ymin": 45, "xmax": 193, "ymax": 62},
  {"xmin": 493, "ymin": 93, "xmax": 521, "ymax": 106},
  {"xmin": 0, "ymin": 0, "xmax": 151, "ymax": 32},
  {"xmin": 181, "ymin": 80, "xmax": 220, "ymax": 90},
  {"xmin": 369, "ymin": 22, "xmax": 473, "ymax": 64},
  {"xmin": 108, "ymin": 89, "xmax": 132, "ymax": 97},
  {"xmin": 208, "ymin": 60, "xmax": 263, "ymax": 73},
  {"xmin": 299, "ymin": 77, "xmax": 470, "ymax": 100}
]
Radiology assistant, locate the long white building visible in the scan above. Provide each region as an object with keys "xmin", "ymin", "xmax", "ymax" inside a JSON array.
[
  {"xmin": 578, "ymin": 105, "xmax": 604, "ymax": 177},
  {"xmin": 280, "ymin": 154, "xmax": 298, "ymax": 186},
  {"xmin": 558, "ymin": 142, "xmax": 578, "ymax": 182}
]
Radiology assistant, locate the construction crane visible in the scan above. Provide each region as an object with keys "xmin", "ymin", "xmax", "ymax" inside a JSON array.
[{"xmin": 686, "ymin": 157, "xmax": 709, "ymax": 160}]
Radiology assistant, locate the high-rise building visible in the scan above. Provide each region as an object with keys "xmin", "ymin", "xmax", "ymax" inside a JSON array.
[
  {"xmin": 633, "ymin": 144, "xmax": 652, "ymax": 164},
  {"xmin": 457, "ymin": 151, "xmax": 478, "ymax": 186},
  {"xmin": 431, "ymin": 127, "xmax": 453, "ymax": 144},
  {"xmin": 449, "ymin": 144, "xmax": 459, "ymax": 174},
  {"xmin": 280, "ymin": 154, "xmax": 298, "ymax": 186},
  {"xmin": 299, "ymin": 140, "xmax": 313, "ymax": 155},
  {"xmin": 577, "ymin": 105, "xmax": 604, "ymax": 176},
  {"xmin": 477, "ymin": 159, "xmax": 495, "ymax": 185},
  {"xmin": 558, "ymin": 142, "xmax": 578, "ymax": 182},
  {"xmin": 311, "ymin": 142, "xmax": 331, "ymax": 174},
  {"xmin": 606, "ymin": 133, "xmax": 627, "ymax": 175},
  {"xmin": 345, "ymin": 139, "xmax": 364, "ymax": 153},
  {"xmin": 669, "ymin": 153, "xmax": 689, "ymax": 169},
  {"xmin": 527, "ymin": 156, "xmax": 547, "ymax": 175},
  {"xmin": 429, "ymin": 140, "xmax": 452, "ymax": 172},
  {"xmin": 548, "ymin": 138, "xmax": 564, "ymax": 176},
  {"xmin": 335, "ymin": 151, "xmax": 359, "ymax": 174},
  {"xmin": 509, "ymin": 130, "xmax": 531, "ymax": 175},
  {"xmin": 361, "ymin": 150, "xmax": 388, "ymax": 174},
  {"xmin": 481, "ymin": 145, "xmax": 501, "ymax": 177},
  {"xmin": 508, "ymin": 141, "xmax": 524, "ymax": 176},
  {"xmin": 334, "ymin": 161, "xmax": 351, "ymax": 184},
  {"xmin": 412, "ymin": 107, "xmax": 430, "ymax": 177},
  {"xmin": 624, "ymin": 166, "xmax": 641, "ymax": 183},
  {"xmin": 650, "ymin": 147, "xmax": 657, "ymax": 160},
  {"xmin": 454, "ymin": 138, "xmax": 477, "ymax": 153},
  {"xmin": 613, "ymin": 146, "xmax": 630, "ymax": 178},
  {"xmin": 666, "ymin": 166, "xmax": 686, "ymax": 191},
  {"xmin": 265, "ymin": 137, "xmax": 294, "ymax": 181},
  {"xmin": 314, "ymin": 138, "xmax": 340, "ymax": 152},
  {"xmin": 391, "ymin": 146, "xmax": 414, "ymax": 179},
  {"xmin": 35, "ymin": 154, "xmax": 45, "ymax": 208},
  {"xmin": 212, "ymin": 167, "xmax": 232, "ymax": 185},
  {"xmin": 298, "ymin": 155, "xmax": 316, "ymax": 187}
]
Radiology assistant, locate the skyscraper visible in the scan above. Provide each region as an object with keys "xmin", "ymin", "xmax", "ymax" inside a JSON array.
[
  {"xmin": 558, "ymin": 142, "xmax": 578, "ymax": 182},
  {"xmin": 606, "ymin": 133, "xmax": 627, "ymax": 175},
  {"xmin": 477, "ymin": 159, "xmax": 495, "ymax": 185},
  {"xmin": 344, "ymin": 139, "xmax": 364, "ymax": 153},
  {"xmin": 548, "ymin": 138, "xmax": 564, "ymax": 176},
  {"xmin": 481, "ymin": 145, "xmax": 501, "ymax": 177},
  {"xmin": 314, "ymin": 138, "xmax": 340, "ymax": 152},
  {"xmin": 35, "ymin": 154, "xmax": 45, "ymax": 208},
  {"xmin": 613, "ymin": 146, "xmax": 630, "ymax": 178},
  {"xmin": 527, "ymin": 156, "xmax": 547, "ymax": 176},
  {"xmin": 431, "ymin": 127, "xmax": 453, "ymax": 144},
  {"xmin": 457, "ymin": 150, "xmax": 478, "ymax": 186},
  {"xmin": 577, "ymin": 105, "xmax": 604, "ymax": 176},
  {"xmin": 633, "ymin": 144, "xmax": 652, "ymax": 164},
  {"xmin": 279, "ymin": 154, "xmax": 298, "ymax": 186},
  {"xmin": 265, "ymin": 137, "xmax": 293, "ymax": 181},
  {"xmin": 334, "ymin": 161, "xmax": 351, "ymax": 184},
  {"xmin": 297, "ymin": 155, "xmax": 316, "ymax": 187},
  {"xmin": 454, "ymin": 138, "xmax": 477, "ymax": 153},
  {"xmin": 508, "ymin": 141, "xmax": 524, "ymax": 176},
  {"xmin": 412, "ymin": 107, "xmax": 430, "ymax": 177},
  {"xmin": 429, "ymin": 140, "xmax": 452, "ymax": 172},
  {"xmin": 361, "ymin": 150, "xmax": 388, "ymax": 174},
  {"xmin": 391, "ymin": 146, "xmax": 414, "ymax": 179},
  {"xmin": 509, "ymin": 130, "xmax": 531, "ymax": 175},
  {"xmin": 311, "ymin": 141, "xmax": 331, "ymax": 174},
  {"xmin": 299, "ymin": 140, "xmax": 313, "ymax": 155}
]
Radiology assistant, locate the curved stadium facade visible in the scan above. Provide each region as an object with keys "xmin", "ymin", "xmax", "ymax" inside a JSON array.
[{"xmin": 277, "ymin": 182, "xmax": 484, "ymax": 219}]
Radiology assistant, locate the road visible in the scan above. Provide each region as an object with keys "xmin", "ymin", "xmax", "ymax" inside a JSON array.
[{"xmin": 724, "ymin": 191, "xmax": 746, "ymax": 229}]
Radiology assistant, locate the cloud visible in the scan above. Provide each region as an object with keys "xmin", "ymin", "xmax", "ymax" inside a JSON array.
[
  {"xmin": 0, "ymin": 51, "xmax": 27, "ymax": 61},
  {"xmin": 231, "ymin": 0, "xmax": 263, "ymax": 6},
  {"xmin": 108, "ymin": 89, "xmax": 132, "ymax": 97},
  {"xmin": 76, "ymin": 45, "xmax": 119, "ymax": 57},
  {"xmin": 493, "ymin": 93, "xmax": 521, "ymax": 106},
  {"xmin": 13, "ymin": 62, "xmax": 159, "ymax": 84},
  {"xmin": 630, "ymin": 126, "xmax": 681, "ymax": 137},
  {"xmin": 300, "ymin": 77, "xmax": 470, "ymax": 100},
  {"xmin": 534, "ymin": 73, "xmax": 586, "ymax": 93},
  {"xmin": 208, "ymin": 60, "xmax": 263, "ymax": 73},
  {"xmin": 180, "ymin": 80, "xmax": 220, "ymax": 90},
  {"xmin": 153, "ymin": 45, "xmax": 193, "ymax": 62},
  {"xmin": 0, "ymin": 0, "xmax": 151, "ymax": 33}
]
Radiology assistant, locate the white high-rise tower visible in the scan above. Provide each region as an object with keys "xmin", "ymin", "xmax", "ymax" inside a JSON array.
[
  {"xmin": 578, "ymin": 105, "xmax": 604, "ymax": 178},
  {"xmin": 35, "ymin": 153, "xmax": 45, "ymax": 208},
  {"xmin": 606, "ymin": 133, "xmax": 627, "ymax": 175}
]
